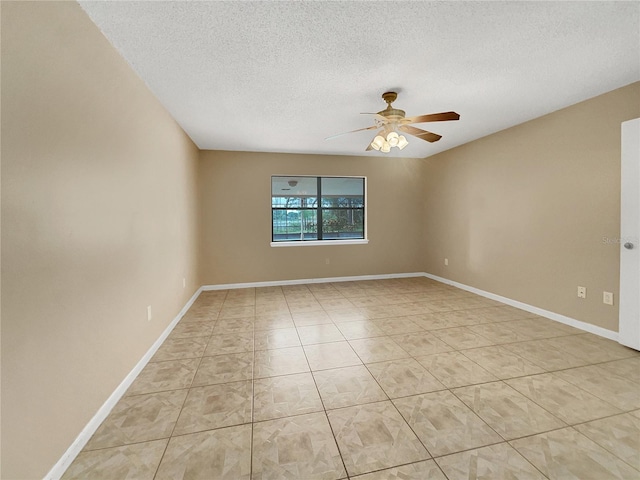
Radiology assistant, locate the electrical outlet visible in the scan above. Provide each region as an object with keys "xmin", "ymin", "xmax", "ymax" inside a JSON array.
[
  {"xmin": 577, "ymin": 286, "xmax": 586, "ymax": 299},
  {"xmin": 444, "ymin": 258, "xmax": 449, "ymax": 266},
  {"xmin": 147, "ymin": 305, "xmax": 152, "ymax": 321},
  {"xmin": 182, "ymin": 277, "xmax": 186, "ymax": 288},
  {"xmin": 603, "ymin": 291, "xmax": 614, "ymax": 305},
  {"xmin": 325, "ymin": 258, "xmax": 330, "ymax": 265}
]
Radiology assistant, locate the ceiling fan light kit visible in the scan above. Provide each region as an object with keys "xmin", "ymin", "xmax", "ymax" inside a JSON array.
[
  {"xmin": 370, "ymin": 132, "xmax": 408, "ymax": 152},
  {"xmin": 328, "ymin": 91, "xmax": 460, "ymax": 154}
]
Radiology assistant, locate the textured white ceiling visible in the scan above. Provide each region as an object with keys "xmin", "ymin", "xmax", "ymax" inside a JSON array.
[{"xmin": 79, "ymin": 1, "xmax": 640, "ymax": 158}]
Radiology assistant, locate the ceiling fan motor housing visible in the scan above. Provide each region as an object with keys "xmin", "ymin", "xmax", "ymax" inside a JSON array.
[
  {"xmin": 378, "ymin": 91, "xmax": 405, "ymax": 120},
  {"xmin": 378, "ymin": 108, "xmax": 406, "ymax": 119}
]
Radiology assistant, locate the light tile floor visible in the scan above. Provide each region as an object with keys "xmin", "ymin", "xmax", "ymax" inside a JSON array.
[{"xmin": 63, "ymin": 277, "xmax": 640, "ymax": 479}]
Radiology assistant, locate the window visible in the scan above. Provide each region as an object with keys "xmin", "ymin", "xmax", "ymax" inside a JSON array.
[{"xmin": 271, "ymin": 176, "xmax": 366, "ymax": 245}]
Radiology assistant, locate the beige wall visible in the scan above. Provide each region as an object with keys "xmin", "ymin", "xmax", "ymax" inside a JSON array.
[
  {"xmin": 1, "ymin": 3, "xmax": 200, "ymax": 478},
  {"xmin": 423, "ymin": 82, "xmax": 640, "ymax": 332},
  {"xmin": 198, "ymin": 150, "xmax": 426, "ymax": 285}
]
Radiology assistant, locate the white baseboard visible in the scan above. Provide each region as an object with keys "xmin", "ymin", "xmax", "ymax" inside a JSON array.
[
  {"xmin": 44, "ymin": 287, "xmax": 203, "ymax": 480},
  {"xmin": 201, "ymin": 272, "xmax": 426, "ymax": 291},
  {"xmin": 49, "ymin": 270, "xmax": 619, "ymax": 479},
  {"xmin": 423, "ymin": 273, "xmax": 618, "ymax": 341}
]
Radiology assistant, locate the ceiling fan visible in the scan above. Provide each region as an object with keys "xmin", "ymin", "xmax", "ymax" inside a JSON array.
[{"xmin": 327, "ymin": 91, "xmax": 460, "ymax": 153}]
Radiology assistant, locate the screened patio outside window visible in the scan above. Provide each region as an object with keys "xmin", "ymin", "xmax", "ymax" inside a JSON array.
[{"xmin": 271, "ymin": 176, "xmax": 366, "ymax": 244}]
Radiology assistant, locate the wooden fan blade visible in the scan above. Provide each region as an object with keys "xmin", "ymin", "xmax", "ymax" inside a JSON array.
[
  {"xmin": 402, "ymin": 111, "xmax": 460, "ymax": 125},
  {"xmin": 325, "ymin": 124, "xmax": 378, "ymax": 140},
  {"xmin": 399, "ymin": 125, "xmax": 442, "ymax": 143}
]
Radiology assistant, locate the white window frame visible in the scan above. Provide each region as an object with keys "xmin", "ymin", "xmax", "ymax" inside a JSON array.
[{"xmin": 270, "ymin": 175, "xmax": 369, "ymax": 247}]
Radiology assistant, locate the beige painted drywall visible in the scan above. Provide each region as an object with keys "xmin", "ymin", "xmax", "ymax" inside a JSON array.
[
  {"xmin": 1, "ymin": 2, "xmax": 200, "ymax": 478},
  {"xmin": 198, "ymin": 150, "xmax": 426, "ymax": 285},
  {"xmin": 423, "ymin": 81, "xmax": 640, "ymax": 332}
]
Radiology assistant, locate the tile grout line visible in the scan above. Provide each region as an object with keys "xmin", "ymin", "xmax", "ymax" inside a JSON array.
[
  {"xmin": 249, "ymin": 288, "xmax": 256, "ymax": 480},
  {"xmin": 568, "ymin": 419, "xmax": 640, "ymax": 473},
  {"xmin": 150, "ymin": 321, "xmax": 216, "ymax": 478},
  {"xmin": 151, "ymin": 290, "xmax": 228, "ymax": 479},
  {"xmin": 299, "ymin": 292, "xmax": 352, "ymax": 479}
]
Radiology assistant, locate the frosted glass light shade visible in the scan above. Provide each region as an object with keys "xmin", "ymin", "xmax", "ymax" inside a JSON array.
[
  {"xmin": 371, "ymin": 135, "xmax": 385, "ymax": 150},
  {"xmin": 386, "ymin": 131, "xmax": 399, "ymax": 147},
  {"xmin": 397, "ymin": 135, "xmax": 408, "ymax": 150},
  {"xmin": 380, "ymin": 141, "xmax": 391, "ymax": 153}
]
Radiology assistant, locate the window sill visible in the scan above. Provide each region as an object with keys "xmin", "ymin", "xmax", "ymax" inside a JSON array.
[{"xmin": 270, "ymin": 239, "xmax": 369, "ymax": 247}]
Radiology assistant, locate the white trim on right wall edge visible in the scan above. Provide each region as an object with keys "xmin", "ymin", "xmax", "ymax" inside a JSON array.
[{"xmin": 423, "ymin": 273, "xmax": 619, "ymax": 341}]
